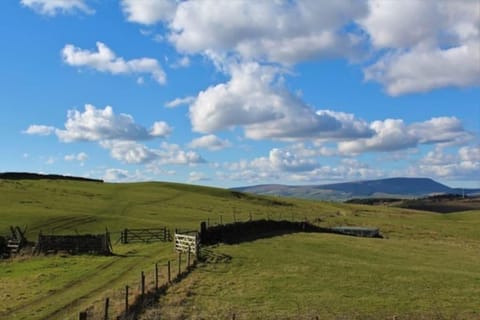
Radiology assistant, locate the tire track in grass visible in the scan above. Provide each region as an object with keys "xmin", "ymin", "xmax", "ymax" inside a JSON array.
[
  {"xmin": 2, "ymin": 258, "xmax": 118, "ymax": 318},
  {"xmin": 6, "ymin": 245, "xmax": 169, "ymax": 320}
]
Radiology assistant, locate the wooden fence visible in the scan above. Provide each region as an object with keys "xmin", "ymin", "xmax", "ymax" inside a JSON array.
[
  {"xmin": 34, "ymin": 232, "xmax": 112, "ymax": 255},
  {"xmin": 77, "ymin": 251, "xmax": 197, "ymax": 319},
  {"xmin": 120, "ymin": 227, "xmax": 171, "ymax": 244}
]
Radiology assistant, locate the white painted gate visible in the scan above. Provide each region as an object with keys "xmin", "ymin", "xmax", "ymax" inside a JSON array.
[{"xmin": 174, "ymin": 233, "xmax": 199, "ymax": 255}]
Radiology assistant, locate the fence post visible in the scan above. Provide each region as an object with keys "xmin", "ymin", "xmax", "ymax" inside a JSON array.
[
  {"xmin": 155, "ymin": 262, "xmax": 159, "ymax": 290},
  {"xmin": 178, "ymin": 252, "xmax": 182, "ymax": 276},
  {"xmin": 167, "ymin": 260, "xmax": 171, "ymax": 283},
  {"xmin": 125, "ymin": 285, "xmax": 129, "ymax": 314},
  {"xmin": 124, "ymin": 228, "xmax": 128, "ymax": 244},
  {"xmin": 103, "ymin": 297, "xmax": 109, "ymax": 320},
  {"xmin": 187, "ymin": 246, "xmax": 191, "ymax": 269},
  {"xmin": 79, "ymin": 311, "xmax": 87, "ymax": 320},
  {"xmin": 141, "ymin": 271, "xmax": 145, "ymax": 300},
  {"xmin": 163, "ymin": 227, "xmax": 167, "ymax": 242}
]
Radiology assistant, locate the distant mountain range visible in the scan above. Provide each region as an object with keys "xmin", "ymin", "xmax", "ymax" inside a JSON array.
[{"xmin": 232, "ymin": 178, "xmax": 480, "ymax": 201}]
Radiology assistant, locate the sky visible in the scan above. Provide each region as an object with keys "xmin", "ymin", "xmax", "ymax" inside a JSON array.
[{"xmin": 1, "ymin": 0, "xmax": 479, "ymax": 188}]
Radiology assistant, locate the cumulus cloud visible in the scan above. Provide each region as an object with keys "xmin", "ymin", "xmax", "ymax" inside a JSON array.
[
  {"xmin": 150, "ymin": 121, "xmax": 172, "ymax": 137},
  {"xmin": 156, "ymin": 142, "xmax": 205, "ymax": 165},
  {"xmin": 23, "ymin": 125, "xmax": 56, "ymax": 136},
  {"xmin": 24, "ymin": 104, "xmax": 204, "ymax": 167},
  {"xmin": 221, "ymin": 147, "xmax": 383, "ymax": 184},
  {"xmin": 168, "ymin": 0, "xmax": 368, "ymax": 65},
  {"xmin": 103, "ymin": 168, "xmax": 131, "ymax": 182},
  {"xmin": 360, "ymin": 0, "xmax": 480, "ymax": 95},
  {"xmin": 101, "ymin": 140, "xmax": 157, "ymax": 164},
  {"xmin": 54, "ymin": 104, "xmax": 158, "ymax": 142},
  {"xmin": 190, "ymin": 63, "xmax": 373, "ymax": 140},
  {"xmin": 100, "ymin": 140, "xmax": 204, "ymax": 165},
  {"xmin": 338, "ymin": 117, "xmax": 472, "ymax": 155},
  {"xmin": 364, "ymin": 43, "xmax": 480, "ymax": 96},
  {"xmin": 409, "ymin": 117, "xmax": 472, "ymax": 145},
  {"xmin": 121, "ymin": 0, "xmax": 177, "ymax": 24},
  {"xmin": 338, "ymin": 119, "xmax": 418, "ymax": 154},
  {"xmin": 408, "ymin": 145, "xmax": 480, "ymax": 180},
  {"xmin": 189, "ymin": 135, "xmax": 231, "ymax": 151},
  {"xmin": 62, "ymin": 42, "xmax": 166, "ymax": 85},
  {"xmin": 124, "ymin": 0, "xmax": 478, "ymax": 95},
  {"xmin": 21, "ymin": 0, "xmax": 93, "ymax": 16}
]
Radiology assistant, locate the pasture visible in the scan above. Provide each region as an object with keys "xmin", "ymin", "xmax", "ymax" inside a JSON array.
[{"xmin": 1, "ymin": 178, "xmax": 480, "ymax": 319}]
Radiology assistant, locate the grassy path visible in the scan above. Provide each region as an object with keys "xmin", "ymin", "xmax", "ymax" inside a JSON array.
[{"xmin": 0, "ymin": 243, "xmax": 176, "ymax": 320}]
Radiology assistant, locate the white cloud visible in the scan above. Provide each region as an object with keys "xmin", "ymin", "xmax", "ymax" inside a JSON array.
[
  {"xmin": 21, "ymin": 0, "xmax": 93, "ymax": 16},
  {"xmin": 221, "ymin": 147, "xmax": 383, "ymax": 184},
  {"xmin": 62, "ymin": 42, "xmax": 166, "ymax": 85},
  {"xmin": 100, "ymin": 140, "xmax": 204, "ymax": 165},
  {"xmin": 409, "ymin": 117, "xmax": 472, "ymax": 145},
  {"xmin": 101, "ymin": 140, "xmax": 157, "ymax": 164},
  {"xmin": 188, "ymin": 135, "xmax": 231, "ymax": 151},
  {"xmin": 103, "ymin": 168, "xmax": 130, "ymax": 182},
  {"xmin": 169, "ymin": 0, "xmax": 368, "ymax": 65},
  {"xmin": 165, "ymin": 96, "xmax": 195, "ymax": 108},
  {"xmin": 121, "ymin": 0, "xmax": 478, "ymax": 95},
  {"xmin": 459, "ymin": 146, "xmax": 480, "ymax": 163},
  {"xmin": 53, "ymin": 104, "xmax": 165, "ymax": 142},
  {"xmin": 64, "ymin": 152, "xmax": 88, "ymax": 162},
  {"xmin": 338, "ymin": 117, "xmax": 472, "ymax": 155},
  {"xmin": 190, "ymin": 62, "xmax": 373, "ymax": 140},
  {"xmin": 156, "ymin": 142, "xmax": 205, "ymax": 165},
  {"xmin": 338, "ymin": 119, "xmax": 418, "ymax": 154},
  {"xmin": 23, "ymin": 125, "xmax": 56, "ymax": 136},
  {"xmin": 24, "ymin": 104, "xmax": 204, "ymax": 167},
  {"xmin": 360, "ymin": 0, "xmax": 480, "ymax": 95},
  {"xmin": 364, "ymin": 42, "xmax": 480, "ymax": 96},
  {"xmin": 268, "ymin": 148, "xmax": 318, "ymax": 172},
  {"xmin": 150, "ymin": 121, "xmax": 172, "ymax": 137},
  {"xmin": 121, "ymin": 0, "xmax": 177, "ymax": 25},
  {"xmin": 408, "ymin": 145, "xmax": 480, "ymax": 180}
]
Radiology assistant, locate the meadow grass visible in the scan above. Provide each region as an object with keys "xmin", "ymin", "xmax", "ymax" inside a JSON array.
[
  {"xmin": 148, "ymin": 226, "xmax": 480, "ymax": 319},
  {"xmin": 1, "ymin": 179, "xmax": 480, "ymax": 319}
]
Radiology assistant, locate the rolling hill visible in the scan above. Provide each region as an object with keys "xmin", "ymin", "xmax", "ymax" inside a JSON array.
[
  {"xmin": 233, "ymin": 177, "xmax": 480, "ymax": 201},
  {"xmin": 1, "ymin": 176, "xmax": 480, "ymax": 319}
]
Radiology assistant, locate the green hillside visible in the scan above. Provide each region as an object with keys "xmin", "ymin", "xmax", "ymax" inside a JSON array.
[{"xmin": 1, "ymin": 179, "xmax": 480, "ymax": 319}]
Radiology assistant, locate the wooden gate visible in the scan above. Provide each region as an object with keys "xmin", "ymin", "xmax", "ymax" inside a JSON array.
[
  {"xmin": 174, "ymin": 232, "xmax": 199, "ymax": 255},
  {"xmin": 120, "ymin": 227, "xmax": 171, "ymax": 244}
]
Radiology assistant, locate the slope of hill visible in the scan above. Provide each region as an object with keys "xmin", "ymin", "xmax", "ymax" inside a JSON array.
[
  {"xmin": 1, "ymin": 178, "xmax": 480, "ymax": 319},
  {"xmin": 233, "ymin": 177, "xmax": 480, "ymax": 201}
]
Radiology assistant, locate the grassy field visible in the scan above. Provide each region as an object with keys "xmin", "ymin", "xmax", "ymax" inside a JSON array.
[
  {"xmin": 148, "ymin": 231, "xmax": 480, "ymax": 319},
  {"xmin": 1, "ymin": 179, "xmax": 480, "ymax": 319}
]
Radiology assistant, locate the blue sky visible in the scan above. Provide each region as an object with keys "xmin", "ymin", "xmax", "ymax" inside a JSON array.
[{"xmin": 1, "ymin": 0, "xmax": 479, "ymax": 187}]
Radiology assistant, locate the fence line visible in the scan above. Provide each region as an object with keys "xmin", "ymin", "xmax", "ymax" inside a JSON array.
[{"xmin": 78, "ymin": 250, "xmax": 197, "ymax": 319}]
